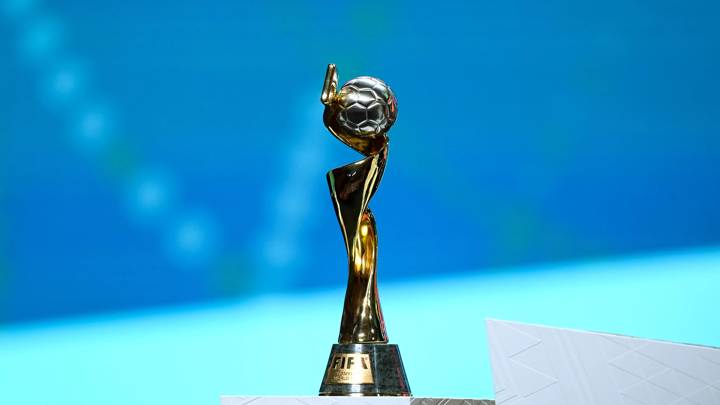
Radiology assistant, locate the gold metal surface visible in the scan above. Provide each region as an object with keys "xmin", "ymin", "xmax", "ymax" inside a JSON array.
[
  {"xmin": 321, "ymin": 64, "xmax": 338, "ymax": 106},
  {"xmin": 321, "ymin": 64, "xmax": 398, "ymax": 344},
  {"xmin": 324, "ymin": 353, "xmax": 374, "ymax": 385}
]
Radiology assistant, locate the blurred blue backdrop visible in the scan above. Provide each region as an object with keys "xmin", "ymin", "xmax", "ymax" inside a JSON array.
[
  {"xmin": 2, "ymin": 0, "xmax": 718, "ymax": 323},
  {"xmin": 1, "ymin": 0, "xmax": 719, "ymax": 403}
]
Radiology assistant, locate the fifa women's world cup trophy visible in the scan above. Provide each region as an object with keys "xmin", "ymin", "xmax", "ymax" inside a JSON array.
[{"xmin": 318, "ymin": 64, "xmax": 410, "ymax": 396}]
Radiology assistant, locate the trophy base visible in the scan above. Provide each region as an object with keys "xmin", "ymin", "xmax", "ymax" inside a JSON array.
[{"xmin": 319, "ymin": 343, "xmax": 411, "ymax": 396}]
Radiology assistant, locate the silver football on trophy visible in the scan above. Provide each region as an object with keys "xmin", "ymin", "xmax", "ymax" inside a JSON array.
[{"xmin": 331, "ymin": 76, "xmax": 398, "ymax": 137}]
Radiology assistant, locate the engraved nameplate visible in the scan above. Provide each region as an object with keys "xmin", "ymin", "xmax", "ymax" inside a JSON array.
[{"xmin": 324, "ymin": 353, "xmax": 374, "ymax": 384}]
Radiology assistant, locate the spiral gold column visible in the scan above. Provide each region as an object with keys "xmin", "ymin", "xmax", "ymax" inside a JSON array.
[{"xmin": 319, "ymin": 64, "xmax": 410, "ymax": 396}]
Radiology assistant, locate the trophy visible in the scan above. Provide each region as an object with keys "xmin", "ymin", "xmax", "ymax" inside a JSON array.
[
  {"xmin": 222, "ymin": 64, "xmax": 494, "ymax": 405},
  {"xmin": 318, "ymin": 64, "xmax": 410, "ymax": 396}
]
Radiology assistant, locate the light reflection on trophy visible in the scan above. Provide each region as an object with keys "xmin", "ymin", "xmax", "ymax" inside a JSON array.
[{"xmin": 318, "ymin": 64, "xmax": 410, "ymax": 396}]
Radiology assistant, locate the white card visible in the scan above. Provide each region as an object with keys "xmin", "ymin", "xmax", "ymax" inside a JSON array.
[{"xmin": 487, "ymin": 319, "xmax": 720, "ymax": 404}]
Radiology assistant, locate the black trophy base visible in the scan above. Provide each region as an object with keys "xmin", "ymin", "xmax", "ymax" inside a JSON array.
[{"xmin": 319, "ymin": 343, "xmax": 411, "ymax": 396}]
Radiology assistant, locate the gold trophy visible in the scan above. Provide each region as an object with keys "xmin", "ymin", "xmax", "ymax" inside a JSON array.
[{"xmin": 318, "ymin": 64, "xmax": 410, "ymax": 396}]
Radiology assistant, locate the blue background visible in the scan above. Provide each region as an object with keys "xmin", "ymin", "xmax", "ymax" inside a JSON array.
[{"xmin": 0, "ymin": 0, "xmax": 719, "ymax": 402}]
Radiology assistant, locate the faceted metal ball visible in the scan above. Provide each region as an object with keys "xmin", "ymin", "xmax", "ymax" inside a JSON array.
[{"xmin": 331, "ymin": 76, "xmax": 397, "ymax": 138}]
